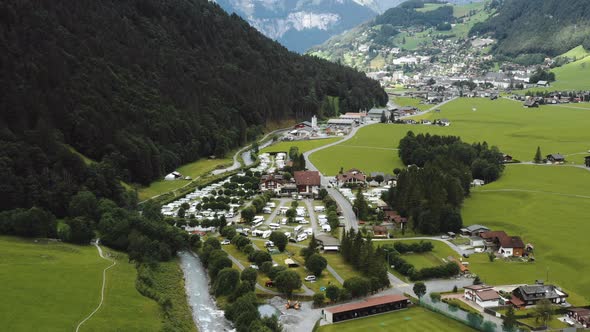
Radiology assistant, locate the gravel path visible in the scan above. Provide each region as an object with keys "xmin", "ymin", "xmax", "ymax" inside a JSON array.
[{"xmin": 75, "ymin": 239, "xmax": 116, "ymax": 332}]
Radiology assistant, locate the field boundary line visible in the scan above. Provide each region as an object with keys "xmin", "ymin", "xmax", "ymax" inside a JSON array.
[
  {"xmin": 75, "ymin": 239, "xmax": 116, "ymax": 332},
  {"xmin": 474, "ymin": 188, "xmax": 590, "ymax": 199}
]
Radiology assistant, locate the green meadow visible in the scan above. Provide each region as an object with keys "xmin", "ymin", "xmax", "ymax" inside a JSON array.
[
  {"xmin": 375, "ymin": 239, "xmax": 460, "ymax": 270},
  {"xmin": 463, "ymin": 165, "xmax": 590, "ymax": 305},
  {"xmin": 0, "ymin": 236, "xmax": 162, "ymax": 332},
  {"xmin": 310, "ymin": 98, "xmax": 590, "ymax": 175},
  {"xmin": 261, "ymin": 137, "xmax": 342, "ymax": 154},
  {"xmin": 138, "ymin": 157, "xmax": 232, "ymax": 201},
  {"xmin": 318, "ymin": 306, "xmax": 475, "ymax": 332}
]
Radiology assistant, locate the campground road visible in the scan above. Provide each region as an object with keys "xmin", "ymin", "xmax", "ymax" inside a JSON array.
[{"xmin": 75, "ymin": 239, "xmax": 117, "ymax": 332}]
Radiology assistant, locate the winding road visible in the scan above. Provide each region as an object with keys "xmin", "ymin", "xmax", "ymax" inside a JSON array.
[{"xmin": 75, "ymin": 239, "xmax": 116, "ymax": 332}]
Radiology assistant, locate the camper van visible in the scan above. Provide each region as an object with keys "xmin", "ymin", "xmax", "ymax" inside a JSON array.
[
  {"xmin": 314, "ymin": 206, "xmax": 325, "ymax": 212},
  {"xmin": 281, "ymin": 218, "xmax": 288, "ymax": 225},
  {"xmin": 304, "ymin": 228, "xmax": 313, "ymax": 236},
  {"xmin": 294, "ymin": 225, "xmax": 303, "ymax": 234},
  {"xmin": 296, "ymin": 233, "xmax": 308, "ymax": 242},
  {"xmin": 322, "ymin": 224, "xmax": 331, "ymax": 232},
  {"xmin": 262, "ymin": 207, "xmax": 272, "ymax": 214},
  {"xmin": 252, "ymin": 229, "xmax": 264, "ymax": 237},
  {"xmin": 269, "ymin": 223, "xmax": 280, "ymax": 230},
  {"xmin": 262, "ymin": 230, "xmax": 272, "ymax": 239},
  {"xmin": 252, "ymin": 221, "xmax": 263, "ymax": 228}
]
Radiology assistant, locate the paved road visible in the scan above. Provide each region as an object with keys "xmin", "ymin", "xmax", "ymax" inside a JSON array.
[{"xmin": 76, "ymin": 239, "xmax": 117, "ymax": 332}]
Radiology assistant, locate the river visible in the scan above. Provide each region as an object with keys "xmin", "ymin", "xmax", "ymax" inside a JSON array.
[{"xmin": 179, "ymin": 251, "xmax": 233, "ymax": 332}]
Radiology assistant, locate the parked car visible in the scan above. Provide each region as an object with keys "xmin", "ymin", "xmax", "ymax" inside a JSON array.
[
  {"xmin": 304, "ymin": 275, "xmax": 316, "ymax": 282},
  {"xmin": 265, "ymin": 241, "xmax": 274, "ymax": 247},
  {"xmin": 221, "ymin": 239, "xmax": 231, "ymax": 245}
]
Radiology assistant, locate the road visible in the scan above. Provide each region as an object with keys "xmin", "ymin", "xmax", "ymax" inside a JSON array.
[
  {"xmin": 212, "ymin": 128, "xmax": 290, "ymax": 175},
  {"xmin": 75, "ymin": 239, "xmax": 117, "ymax": 332}
]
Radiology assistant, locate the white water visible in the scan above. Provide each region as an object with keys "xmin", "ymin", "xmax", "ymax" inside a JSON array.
[{"xmin": 179, "ymin": 251, "xmax": 233, "ymax": 332}]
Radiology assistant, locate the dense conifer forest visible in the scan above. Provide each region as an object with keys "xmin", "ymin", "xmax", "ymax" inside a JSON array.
[{"xmin": 0, "ymin": 0, "xmax": 387, "ymax": 218}]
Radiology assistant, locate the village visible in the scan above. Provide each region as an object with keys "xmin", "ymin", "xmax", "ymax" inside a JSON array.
[{"xmin": 156, "ymin": 110, "xmax": 590, "ymax": 331}]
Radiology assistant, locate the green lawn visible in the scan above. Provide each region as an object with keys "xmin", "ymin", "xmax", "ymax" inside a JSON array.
[
  {"xmin": 322, "ymin": 253, "xmax": 363, "ymax": 281},
  {"xmin": 525, "ymin": 47, "xmax": 590, "ymax": 92},
  {"xmin": 318, "ymin": 306, "xmax": 476, "ymax": 332},
  {"xmin": 374, "ymin": 240, "xmax": 460, "ymax": 270},
  {"xmin": 517, "ymin": 317, "xmax": 568, "ymax": 330},
  {"xmin": 0, "ymin": 236, "xmax": 162, "ymax": 332},
  {"xmin": 393, "ymin": 97, "xmax": 424, "ymax": 109},
  {"xmin": 463, "ymin": 165, "xmax": 590, "ymax": 305},
  {"xmin": 310, "ymin": 98, "xmax": 590, "ymax": 175},
  {"xmin": 138, "ymin": 157, "xmax": 232, "ymax": 201},
  {"xmin": 261, "ymin": 137, "xmax": 342, "ymax": 154}
]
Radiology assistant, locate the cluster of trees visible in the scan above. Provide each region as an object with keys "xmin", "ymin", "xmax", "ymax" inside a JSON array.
[
  {"xmin": 241, "ymin": 191, "xmax": 272, "ymax": 223},
  {"xmin": 285, "ymin": 147, "xmax": 306, "ymax": 172},
  {"xmin": 387, "ymin": 132, "xmax": 504, "ymax": 234},
  {"xmin": 529, "ymin": 68, "xmax": 556, "ymax": 84},
  {"xmin": 198, "ymin": 237, "xmax": 282, "ymax": 332},
  {"xmin": 340, "ymin": 229, "xmax": 390, "ymax": 292},
  {"xmin": 0, "ymin": 0, "xmax": 387, "ymax": 220},
  {"xmin": 300, "ymin": 236, "xmax": 328, "ymax": 277},
  {"xmin": 381, "ymin": 243, "xmax": 459, "ymax": 281},
  {"xmin": 376, "ymin": 3, "xmax": 454, "ymax": 28},
  {"xmin": 469, "ymin": 0, "xmax": 590, "ymax": 59}
]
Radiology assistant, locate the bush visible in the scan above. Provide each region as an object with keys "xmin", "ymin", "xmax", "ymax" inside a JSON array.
[
  {"xmin": 313, "ymin": 293, "xmax": 325, "ymax": 307},
  {"xmin": 430, "ymin": 292, "xmax": 441, "ymax": 302},
  {"xmin": 343, "ymin": 277, "xmax": 371, "ymax": 298}
]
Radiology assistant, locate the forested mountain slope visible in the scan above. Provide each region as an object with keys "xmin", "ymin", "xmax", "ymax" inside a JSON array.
[
  {"xmin": 0, "ymin": 0, "xmax": 386, "ymax": 216},
  {"xmin": 470, "ymin": 0, "xmax": 590, "ymax": 60}
]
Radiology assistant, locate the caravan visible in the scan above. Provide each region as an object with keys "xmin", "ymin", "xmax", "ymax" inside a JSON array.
[
  {"xmin": 294, "ymin": 225, "xmax": 303, "ymax": 234},
  {"xmin": 269, "ymin": 223, "xmax": 280, "ymax": 230},
  {"xmin": 262, "ymin": 230, "xmax": 272, "ymax": 239},
  {"xmin": 296, "ymin": 233, "xmax": 308, "ymax": 242}
]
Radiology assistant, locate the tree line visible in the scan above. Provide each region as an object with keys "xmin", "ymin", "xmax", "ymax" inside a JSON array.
[
  {"xmin": 380, "ymin": 242, "xmax": 460, "ymax": 281},
  {"xmin": 384, "ymin": 131, "xmax": 504, "ymax": 234}
]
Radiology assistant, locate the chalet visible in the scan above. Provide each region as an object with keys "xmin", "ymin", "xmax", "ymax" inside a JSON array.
[
  {"xmin": 523, "ymin": 99, "xmax": 539, "ymax": 108},
  {"xmin": 336, "ymin": 169, "xmax": 366, "ymax": 187},
  {"xmin": 372, "ymin": 225, "xmax": 389, "ymax": 238},
  {"xmin": 471, "ymin": 179, "xmax": 485, "ymax": 187},
  {"xmin": 546, "ymin": 153, "xmax": 565, "ymax": 163},
  {"xmin": 585, "ymin": 156, "xmax": 590, "ymax": 168},
  {"xmin": 511, "ymin": 282, "xmax": 568, "ymax": 308},
  {"xmin": 438, "ymin": 118, "xmax": 451, "ymax": 126},
  {"xmin": 367, "ymin": 108, "xmax": 390, "ymax": 121},
  {"xmin": 384, "ymin": 211, "xmax": 407, "ymax": 228},
  {"xmin": 460, "ymin": 224, "xmax": 490, "ymax": 236},
  {"xmin": 164, "ymin": 171, "xmax": 182, "ymax": 181},
  {"xmin": 369, "ymin": 172, "xmax": 395, "ymax": 184},
  {"xmin": 260, "ymin": 174, "xmax": 285, "ymax": 193},
  {"xmin": 567, "ymin": 308, "xmax": 590, "ymax": 328},
  {"xmin": 293, "ymin": 171, "xmax": 321, "ymax": 196},
  {"xmin": 502, "ymin": 154, "xmax": 513, "ymax": 163},
  {"xmin": 480, "ymin": 231, "xmax": 525, "ymax": 257},
  {"xmin": 464, "ymin": 285, "xmax": 501, "ymax": 308},
  {"xmin": 323, "ymin": 295, "xmax": 409, "ymax": 324}
]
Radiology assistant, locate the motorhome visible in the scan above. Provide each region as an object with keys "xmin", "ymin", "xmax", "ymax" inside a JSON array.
[
  {"xmin": 296, "ymin": 233, "xmax": 308, "ymax": 242},
  {"xmin": 262, "ymin": 230, "xmax": 272, "ymax": 239},
  {"xmin": 294, "ymin": 225, "xmax": 303, "ymax": 234},
  {"xmin": 322, "ymin": 224, "xmax": 331, "ymax": 232},
  {"xmin": 269, "ymin": 223, "xmax": 280, "ymax": 230},
  {"xmin": 262, "ymin": 207, "xmax": 272, "ymax": 214},
  {"xmin": 304, "ymin": 228, "xmax": 313, "ymax": 236}
]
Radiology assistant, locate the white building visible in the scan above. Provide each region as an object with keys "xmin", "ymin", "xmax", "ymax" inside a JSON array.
[{"xmin": 464, "ymin": 285, "xmax": 501, "ymax": 308}]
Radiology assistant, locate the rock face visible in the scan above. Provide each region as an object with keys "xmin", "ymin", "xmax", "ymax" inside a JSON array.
[{"xmin": 212, "ymin": 0, "xmax": 388, "ymax": 53}]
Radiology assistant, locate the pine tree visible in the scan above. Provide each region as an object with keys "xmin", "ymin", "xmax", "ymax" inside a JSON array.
[
  {"xmin": 380, "ymin": 111, "xmax": 387, "ymax": 123},
  {"xmin": 534, "ymin": 146, "xmax": 542, "ymax": 163}
]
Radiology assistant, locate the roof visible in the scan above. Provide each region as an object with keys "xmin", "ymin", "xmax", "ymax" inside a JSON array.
[
  {"xmin": 547, "ymin": 153, "xmax": 564, "ymax": 160},
  {"xmin": 293, "ymin": 171, "xmax": 321, "ymax": 186},
  {"xmin": 327, "ymin": 119, "xmax": 355, "ymax": 125},
  {"xmin": 568, "ymin": 308, "xmax": 590, "ymax": 315},
  {"xmin": 372, "ymin": 225, "xmax": 388, "ymax": 233},
  {"xmin": 368, "ymin": 108, "xmax": 388, "ymax": 115},
  {"xmin": 510, "ymin": 295, "xmax": 525, "ymax": 307},
  {"xmin": 516, "ymin": 284, "xmax": 568, "ymax": 301},
  {"xmin": 325, "ymin": 295, "xmax": 408, "ymax": 314},
  {"xmin": 464, "ymin": 284, "xmax": 492, "ymax": 291},
  {"xmin": 337, "ymin": 170, "xmax": 366, "ymax": 182},
  {"xmin": 500, "ymin": 235, "xmax": 524, "ymax": 249},
  {"xmin": 284, "ymin": 258, "xmax": 296, "ymax": 265},
  {"xmin": 315, "ymin": 234, "xmax": 340, "ymax": 246},
  {"xmin": 463, "ymin": 224, "xmax": 490, "ymax": 232},
  {"xmin": 476, "ymin": 289, "xmax": 500, "ymax": 301}
]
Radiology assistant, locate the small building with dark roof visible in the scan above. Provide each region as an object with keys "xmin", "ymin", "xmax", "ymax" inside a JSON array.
[
  {"xmin": 480, "ymin": 231, "xmax": 525, "ymax": 257},
  {"xmin": 547, "ymin": 153, "xmax": 565, "ymax": 163},
  {"xmin": 460, "ymin": 224, "xmax": 490, "ymax": 236},
  {"xmin": 511, "ymin": 282, "xmax": 568, "ymax": 307},
  {"xmin": 323, "ymin": 294, "xmax": 409, "ymax": 323},
  {"xmin": 567, "ymin": 308, "xmax": 590, "ymax": 328}
]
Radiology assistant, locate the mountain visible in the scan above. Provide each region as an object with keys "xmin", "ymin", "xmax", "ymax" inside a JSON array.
[
  {"xmin": 469, "ymin": 0, "xmax": 590, "ymax": 63},
  {"xmin": 309, "ymin": 0, "xmax": 489, "ymax": 71},
  {"xmin": 0, "ymin": 0, "xmax": 386, "ymax": 216},
  {"xmin": 212, "ymin": 0, "xmax": 400, "ymax": 53}
]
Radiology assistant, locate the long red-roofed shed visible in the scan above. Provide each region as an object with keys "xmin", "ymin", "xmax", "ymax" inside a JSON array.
[{"xmin": 324, "ymin": 294, "xmax": 409, "ymax": 323}]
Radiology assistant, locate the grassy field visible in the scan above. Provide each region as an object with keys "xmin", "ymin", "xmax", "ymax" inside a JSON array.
[
  {"xmin": 318, "ymin": 306, "xmax": 476, "ymax": 332},
  {"xmin": 463, "ymin": 165, "xmax": 590, "ymax": 305},
  {"xmin": 322, "ymin": 253, "xmax": 363, "ymax": 281},
  {"xmin": 393, "ymin": 97, "xmax": 424, "ymax": 109},
  {"xmin": 0, "ymin": 236, "xmax": 162, "ymax": 332},
  {"xmin": 138, "ymin": 157, "xmax": 232, "ymax": 201},
  {"xmin": 310, "ymin": 98, "xmax": 590, "ymax": 175},
  {"xmin": 260, "ymin": 137, "xmax": 342, "ymax": 154},
  {"xmin": 374, "ymin": 239, "xmax": 460, "ymax": 270}
]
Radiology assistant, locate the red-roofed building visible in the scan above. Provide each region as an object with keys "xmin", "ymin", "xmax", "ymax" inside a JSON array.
[
  {"xmin": 481, "ymin": 231, "xmax": 524, "ymax": 257},
  {"xmin": 324, "ymin": 294, "xmax": 409, "ymax": 323},
  {"xmin": 384, "ymin": 211, "xmax": 408, "ymax": 229},
  {"xmin": 293, "ymin": 171, "xmax": 321, "ymax": 196},
  {"xmin": 464, "ymin": 285, "xmax": 500, "ymax": 308},
  {"xmin": 336, "ymin": 169, "xmax": 366, "ymax": 187}
]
